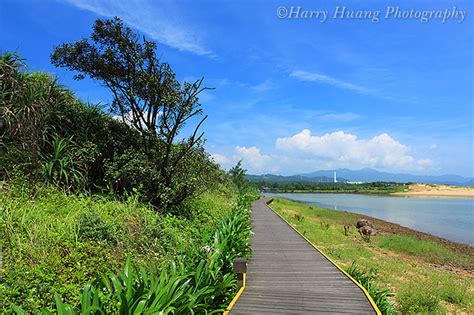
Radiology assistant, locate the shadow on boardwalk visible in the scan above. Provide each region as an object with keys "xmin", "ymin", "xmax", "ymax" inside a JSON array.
[{"xmin": 230, "ymin": 198, "xmax": 377, "ymax": 314}]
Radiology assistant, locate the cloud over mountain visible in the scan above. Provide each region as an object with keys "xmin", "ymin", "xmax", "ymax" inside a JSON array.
[
  {"xmin": 276, "ymin": 129, "xmax": 432, "ymax": 171},
  {"xmin": 213, "ymin": 129, "xmax": 433, "ymax": 174}
]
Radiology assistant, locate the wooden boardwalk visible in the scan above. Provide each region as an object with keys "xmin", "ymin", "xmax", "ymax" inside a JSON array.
[{"xmin": 230, "ymin": 198, "xmax": 378, "ymax": 314}]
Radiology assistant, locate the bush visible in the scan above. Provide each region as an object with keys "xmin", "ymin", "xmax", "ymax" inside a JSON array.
[
  {"xmin": 41, "ymin": 135, "xmax": 87, "ymax": 190},
  {"xmin": 77, "ymin": 212, "xmax": 114, "ymax": 242}
]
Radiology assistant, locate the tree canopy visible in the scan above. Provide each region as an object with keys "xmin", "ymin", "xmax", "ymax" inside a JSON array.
[{"xmin": 49, "ymin": 17, "xmax": 215, "ymax": 208}]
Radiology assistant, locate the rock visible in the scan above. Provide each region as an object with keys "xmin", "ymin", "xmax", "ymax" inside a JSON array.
[
  {"xmin": 356, "ymin": 219, "xmax": 370, "ymax": 229},
  {"xmin": 359, "ymin": 225, "xmax": 377, "ymax": 236}
]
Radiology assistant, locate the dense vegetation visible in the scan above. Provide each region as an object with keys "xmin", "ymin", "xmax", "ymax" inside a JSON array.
[
  {"xmin": 2, "ymin": 184, "xmax": 256, "ymax": 313},
  {"xmin": 1, "ymin": 18, "xmax": 221, "ymax": 210},
  {"xmin": 1, "ymin": 17, "xmax": 258, "ymax": 313},
  {"xmin": 270, "ymin": 197, "xmax": 474, "ymax": 314},
  {"xmin": 252, "ymin": 181, "xmax": 408, "ymax": 194}
]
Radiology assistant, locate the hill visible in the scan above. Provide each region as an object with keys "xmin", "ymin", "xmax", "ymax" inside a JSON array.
[{"xmin": 248, "ymin": 168, "xmax": 473, "ymax": 186}]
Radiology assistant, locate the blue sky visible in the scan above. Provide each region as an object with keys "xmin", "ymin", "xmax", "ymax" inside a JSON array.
[{"xmin": 1, "ymin": 0, "xmax": 473, "ymax": 176}]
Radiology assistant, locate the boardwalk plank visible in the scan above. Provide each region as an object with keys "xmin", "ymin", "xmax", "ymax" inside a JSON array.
[{"xmin": 230, "ymin": 198, "xmax": 376, "ymax": 314}]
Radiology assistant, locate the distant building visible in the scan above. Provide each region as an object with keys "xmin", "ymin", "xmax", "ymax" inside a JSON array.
[{"xmin": 334, "ymin": 171, "xmax": 337, "ymax": 183}]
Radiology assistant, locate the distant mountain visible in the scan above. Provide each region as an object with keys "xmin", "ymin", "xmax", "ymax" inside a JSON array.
[
  {"xmin": 246, "ymin": 174, "xmax": 346, "ymax": 183},
  {"xmin": 247, "ymin": 168, "xmax": 474, "ymax": 186}
]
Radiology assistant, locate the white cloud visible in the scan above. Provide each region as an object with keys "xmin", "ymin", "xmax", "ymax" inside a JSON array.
[
  {"xmin": 210, "ymin": 130, "xmax": 433, "ymax": 174},
  {"xmin": 113, "ymin": 110, "xmax": 162, "ymax": 129},
  {"xmin": 276, "ymin": 129, "xmax": 432, "ymax": 172},
  {"xmin": 290, "ymin": 70, "xmax": 372, "ymax": 94},
  {"xmin": 211, "ymin": 153, "xmax": 231, "ymax": 165},
  {"xmin": 429, "ymin": 143, "xmax": 438, "ymax": 149},
  {"xmin": 64, "ymin": 0, "xmax": 212, "ymax": 56},
  {"xmin": 113, "ymin": 110, "xmax": 140, "ymax": 126},
  {"xmin": 234, "ymin": 146, "xmax": 271, "ymax": 173},
  {"xmin": 251, "ymin": 79, "xmax": 277, "ymax": 93}
]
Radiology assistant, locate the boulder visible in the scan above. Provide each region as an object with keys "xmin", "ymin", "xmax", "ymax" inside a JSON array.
[
  {"xmin": 359, "ymin": 225, "xmax": 377, "ymax": 236},
  {"xmin": 356, "ymin": 219, "xmax": 370, "ymax": 229}
]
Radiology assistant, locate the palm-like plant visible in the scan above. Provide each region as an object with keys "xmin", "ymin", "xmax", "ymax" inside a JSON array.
[
  {"xmin": 41, "ymin": 135, "xmax": 85, "ymax": 190},
  {"xmin": 1, "ymin": 52, "xmax": 72, "ymax": 181}
]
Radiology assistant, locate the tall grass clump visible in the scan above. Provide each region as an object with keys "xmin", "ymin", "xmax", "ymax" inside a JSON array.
[
  {"xmin": 346, "ymin": 262, "xmax": 395, "ymax": 315},
  {"xmin": 397, "ymin": 281, "xmax": 442, "ymax": 314}
]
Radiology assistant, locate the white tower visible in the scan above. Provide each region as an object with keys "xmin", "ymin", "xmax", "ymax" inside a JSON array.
[{"xmin": 334, "ymin": 171, "xmax": 337, "ymax": 183}]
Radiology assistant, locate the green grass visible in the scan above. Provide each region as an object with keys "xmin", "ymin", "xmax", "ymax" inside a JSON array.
[
  {"xmin": 378, "ymin": 235, "xmax": 472, "ymax": 267},
  {"xmin": 1, "ymin": 184, "xmax": 238, "ymax": 313},
  {"xmin": 397, "ymin": 281, "xmax": 443, "ymax": 314},
  {"xmin": 269, "ymin": 197, "xmax": 474, "ymax": 314},
  {"xmin": 379, "ymin": 235, "xmax": 452, "ymax": 256}
]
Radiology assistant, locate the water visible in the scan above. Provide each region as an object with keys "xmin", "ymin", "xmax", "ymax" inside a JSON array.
[{"xmin": 268, "ymin": 193, "xmax": 474, "ymax": 245}]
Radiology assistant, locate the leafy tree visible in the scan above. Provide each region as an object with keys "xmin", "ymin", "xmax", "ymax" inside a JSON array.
[
  {"xmin": 51, "ymin": 17, "xmax": 207, "ymax": 145},
  {"xmin": 228, "ymin": 160, "xmax": 247, "ymax": 190},
  {"xmin": 51, "ymin": 17, "xmax": 212, "ymax": 208}
]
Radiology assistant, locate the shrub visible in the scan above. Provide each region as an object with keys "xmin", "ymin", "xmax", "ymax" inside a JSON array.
[
  {"xmin": 41, "ymin": 135, "xmax": 87, "ymax": 190},
  {"xmin": 77, "ymin": 212, "xmax": 114, "ymax": 243}
]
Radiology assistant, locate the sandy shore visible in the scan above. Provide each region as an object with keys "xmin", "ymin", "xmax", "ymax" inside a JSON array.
[{"xmin": 392, "ymin": 184, "xmax": 474, "ymax": 198}]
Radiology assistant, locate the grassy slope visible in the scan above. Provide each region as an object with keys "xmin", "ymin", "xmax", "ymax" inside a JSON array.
[
  {"xmin": 1, "ymin": 184, "xmax": 237, "ymax": 312},
  {"xmin": 269, "ymin": 197, "xmax": 474, "ymax": 314}
]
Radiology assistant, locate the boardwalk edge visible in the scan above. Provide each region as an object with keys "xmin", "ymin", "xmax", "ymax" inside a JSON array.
[
  {"xmin": 223, "ymin": 273, "xmax": 246, "ymax": 315},
  {"xmin": 265, "ymin": 198, "xmax": 382, "ymax": 315}
]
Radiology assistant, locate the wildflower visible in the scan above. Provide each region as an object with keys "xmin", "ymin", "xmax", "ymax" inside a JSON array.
[{"xmin": 201, "ymin": 245, "xmax": 212, "ymax": 253}]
